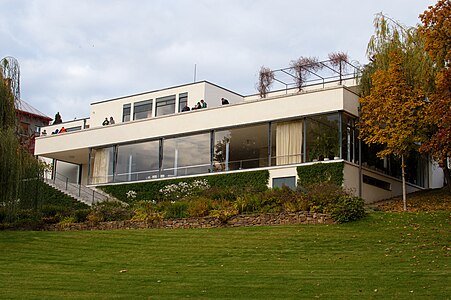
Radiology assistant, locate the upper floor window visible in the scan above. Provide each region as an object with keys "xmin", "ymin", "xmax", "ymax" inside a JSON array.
[
  {"xmin": 178, "ymin": 93, "xmax": 188, "ymax": 112},
  {"xmin": 122, "ymin": 104, "xmax": 131, "ymax": 122},
  {"xmin": 156, "ymin": 95, "xmax": 176, "ymax": 117},
  {"xmin": 133, "ymin": 100, "xmax": 152, "ymax": 120}
]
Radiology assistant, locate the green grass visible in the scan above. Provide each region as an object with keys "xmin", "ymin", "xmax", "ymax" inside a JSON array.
[{"xmin": 0, "ymin": 211, "xmax": 449, "ymax": 299}]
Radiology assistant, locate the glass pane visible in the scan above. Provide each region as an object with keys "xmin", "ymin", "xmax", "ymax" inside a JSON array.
[
  {"xmin": 342, "ymin": 113, "xmax": 356, "ymax": 163},
  {"xmin": 156, "ymin": 95, "xmax": 176, "ymax": 117},
  {"xmin": 271, "ymin": 120, "xmax": 303, "ymax": 166},
  {"xmin": 89, "ymin": 147, "xmax": 114, "ymax": 184},
  {"xmin": 134, "ymin": 100, "xmax": 152, "ymax": 120},
  {"xmin": 178, "ymin": 93, "xmax": 188, "ymax": 112},
  {"xmin": 115, "ymin": 141, "xmax": 159, "ymax": 182},
  {"xmin": 214, "ymin": 124, "xmax": 269, "ymax": 172},
  {"xmin": 306, "ymin": 113, "xmax": 339, "ymax": 162},
  {"xmin": 162, "ymin": 133, "xmax": 211, "ymax": 177},
  {"xmin": 122, "ymin": 104, "xmax": 131, "ymax": 122}
]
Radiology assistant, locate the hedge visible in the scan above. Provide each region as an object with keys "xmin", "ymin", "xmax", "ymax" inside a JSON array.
[
  {"xmin": 297, "ymin": 162, "xmax": 344, "ymax": 188},
  {"xmin": 99, "ymin": 170, "xmax": 270, "ymax": 203}
]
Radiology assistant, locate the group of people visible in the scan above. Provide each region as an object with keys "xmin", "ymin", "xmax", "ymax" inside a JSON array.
[
  {"xmin": 44, "ymin": 126, "xmax": 66, "ymax": 135},
  {"xmin": 102, "ymin": 116, "xmax": 115, "ymax": 126},
  {"xmin": 181, "ymin": 97, "xmax": 229, "ymax": 112}
]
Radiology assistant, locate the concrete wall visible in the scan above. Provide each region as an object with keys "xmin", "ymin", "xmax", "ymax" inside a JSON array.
[
  {"xmin": 343, "ymin": 162, "xmax": 423, "ymax": 203},
  {"xmin": 35, "ymin": 85, "xmax": 353, "ymax": 161}
]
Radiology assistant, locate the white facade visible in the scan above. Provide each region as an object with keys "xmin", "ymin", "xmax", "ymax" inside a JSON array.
[{"xmin": 35, "ymin": 78, "xmax": 443, "ymax": 203}]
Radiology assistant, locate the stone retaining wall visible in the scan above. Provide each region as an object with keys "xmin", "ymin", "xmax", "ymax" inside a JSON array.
[{"xmin": 45, "ymin": 211, "xmax": 334, "ymax": 231}]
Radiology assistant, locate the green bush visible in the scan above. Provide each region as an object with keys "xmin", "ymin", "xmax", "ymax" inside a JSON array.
[
  {"xmin": 164, "ymin": 201, "xmax": 188, "ymax": 219},
  {"xmin": 329, "ymin": 196, "xmax": 365, "ymax": 223},
  {"xmin": 99, "ymin": 170, "xmax": 269, "ymax": 204},
  {"xmin": 131, "ymin": 200, "xmax": 164, "ymax": 222},
  {"xmin": 297, "ymin": 162, "xmax": 344, "ymax": 188},
  {"xmin": 187, "ymin": 197, "xmax": 212, "ymax": 217},
  {"xmin": 87, "ymin": 201, "xmax": 132, "ymax": 223},
  {"xmin": 307, "ymin": 182, "xmax": 348, "ymax": 211}
]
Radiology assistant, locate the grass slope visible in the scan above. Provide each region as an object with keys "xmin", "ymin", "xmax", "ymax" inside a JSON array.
[{"xmin": 0, "ymin": 211, "xmax": 449, "ymax": 299}]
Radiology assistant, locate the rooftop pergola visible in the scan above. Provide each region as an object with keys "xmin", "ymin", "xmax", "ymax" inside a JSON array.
[{"xmin": 270, "ymin": 58, "xmax": 361, "ymax": 92}]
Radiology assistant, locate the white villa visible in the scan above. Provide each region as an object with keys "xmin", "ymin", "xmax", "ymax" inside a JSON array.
[{"xmin": 34, "ymin": 60, "xmax": 444, "ymax": 203}]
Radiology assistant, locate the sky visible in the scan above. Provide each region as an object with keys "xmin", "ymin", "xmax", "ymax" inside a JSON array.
[{"xmin": 0, "ymin": 0, "xmax": 436, "ymax": 121}]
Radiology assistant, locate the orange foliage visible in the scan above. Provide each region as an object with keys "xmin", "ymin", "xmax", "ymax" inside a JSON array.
[{"xmin": 359, "ymin": 51, "xmax": 425, "ymax": 158}]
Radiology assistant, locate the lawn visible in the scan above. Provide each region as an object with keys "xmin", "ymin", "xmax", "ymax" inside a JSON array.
[{"xmin": 0, "ymin": 211, "xmax": 449, "ymax": 299}]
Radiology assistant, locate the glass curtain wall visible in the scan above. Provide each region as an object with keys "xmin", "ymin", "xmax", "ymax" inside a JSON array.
[
  {"xmin": 213, "ymin": 124, "xmax": 269, "ymax": 171},
  {"xmin": 115, "ymin": 141, "xmax": 159, "ymax": 182},
  {"xmin": 305, "ymin": 113, "xmax": 340, "ymax": 162},
  {"xmin": 162, "ymin": 133, "xmax": 211, "ymax": 177},
  {"xmin": 89, "ymin": 147, "xmax": 114, "ymax": 184},
  {"xmin": 271, "ymin": 120, "xmax": 303, "ymax": 166}
]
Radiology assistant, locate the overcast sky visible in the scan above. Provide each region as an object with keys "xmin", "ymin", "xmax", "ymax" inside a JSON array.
[{"xmin": 1, "ymin": 0, "xmax": 435, "ymax": 121}]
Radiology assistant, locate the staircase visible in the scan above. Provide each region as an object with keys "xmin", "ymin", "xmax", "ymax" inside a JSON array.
[{"xmin": 44, "ymin": 172, "xmax": 110, "ymax": 206}]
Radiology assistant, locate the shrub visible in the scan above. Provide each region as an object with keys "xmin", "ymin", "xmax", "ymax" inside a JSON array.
[
  {"xmin": 164, "ymin": 201, "xmax": 188, "ymax": 219},
  {"xmin": 307, "ymin": 182, "xmax": 347, "ymax": 211},
  {"xmin": 329, "ymin": 196, "xmax": 365, "ymax": 223},
  {"xmin": 187, "ymin": 197, "xmax": 212, "ymax": 217},
  {"xmin": 209, "ymin": 207, "xmax": 238, "ymax": 223},
  {"xmin": 87, "ymin": 201, "xmax": 132, "ymax": 223},
  {"xmin": 74, "ymin": 208, "xmax": 91, "ymax": 223},
  {"xmin": 131, "ymin": 200, "xmax": 163, "ymax": 223}
]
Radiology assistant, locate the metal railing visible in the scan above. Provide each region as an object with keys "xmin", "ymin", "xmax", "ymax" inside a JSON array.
[{"xmin": 44, "ymin": 170, "xmax": 108, "ymax": 205}]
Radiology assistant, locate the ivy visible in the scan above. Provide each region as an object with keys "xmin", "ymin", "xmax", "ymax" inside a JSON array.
[
  {"xmin": 99, "ymin": 170, "xmax": 269, "ymax": 203},
  {"xmin": 297, "ymin": 162, "xmax": 344, "ymax": 188}
]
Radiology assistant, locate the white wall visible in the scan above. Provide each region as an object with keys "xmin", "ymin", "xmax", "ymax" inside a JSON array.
[
  {"xmin": 268, "ymin": 167, "xmax": 298, "ymax": 188},
  {"xmin": 430, "ymin": 160, "xmax": 444, "ymax": 188},
  {"xmin": 35, "ymin": 86, "xmax": 353, "ymax": 159},
  {"xmin": 89, "ymin": 82, "xmax": 208, "ymax": 127},
  {"xmin": 344, "ymin": 162, "xmax": 423, "ymax": 203}
]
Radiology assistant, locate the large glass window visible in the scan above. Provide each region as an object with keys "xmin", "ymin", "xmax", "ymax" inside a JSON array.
[
  {"xmin": 214, "ymin": 124, "xmax": 269, "ymax": 172},
  {"xmin": 156, "ymin": 95, "xmax": 176, "ymax": 117},
  {"xmin": 162, "ymin": 133, "xmax": 211, "ymax": 177},
  {"xmin": 89, "ymin": 147, "xmax": 114, "ymax": 184},
  {"xmin": 342, "ymin": 113, "xmax": 357, "ymax": 163},
  {"xmin": 306, "ymin": 113, "xmax": 340, "ymax": 162},
  {"xmin": 271, "ymin": 120, "xmax": 303, "ymax": 166},
  {"xmin": 178, "ymin": 92, "xmax": 188, "ymax": 112},
  {"xmin": 122, "ymin": 104, "xmax": 131, "ymax": 122},
  {"xmin": 133, "ymin": 100, "xmax": 152, "ymax": 120},
  {"xmin": 115, "ymin": 141, "xmax": 160, "ymax": 182}
]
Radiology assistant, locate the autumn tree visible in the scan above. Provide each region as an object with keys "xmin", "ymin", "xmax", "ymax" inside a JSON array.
[
  {"xmin": 360, "ymin": 51, "xmax": 425, "ymax": 210},
  {"xmin": 419, "ymin": 0, "xmax": 451, "ymax": 192}
]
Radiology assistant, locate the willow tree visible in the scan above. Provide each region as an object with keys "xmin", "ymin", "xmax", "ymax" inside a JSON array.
[
  {"xmin": 419, "ymin": 0, "xmax": 451, "ymax": 193},
  {"xmin": 0, "ymin": 71, "xmax": 41, "ymax": 220},
  {"xmin": 359, "ymin": 13, "xmax": 433, "ymax": 210}
]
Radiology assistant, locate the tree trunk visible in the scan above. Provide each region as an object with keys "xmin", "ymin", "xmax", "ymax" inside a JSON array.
[{"xmin": 402, "ymin": 154, "xmax": 407, "ymax": 211}]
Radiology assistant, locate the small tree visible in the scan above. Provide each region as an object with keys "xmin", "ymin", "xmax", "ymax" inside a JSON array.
[
  {"xmin": 359, "ymin": 51, "xmax": 425, "ymax": 211},
  {"xmin": 257, "ymin": 66, "xmax": 274, "ymax": 98}
]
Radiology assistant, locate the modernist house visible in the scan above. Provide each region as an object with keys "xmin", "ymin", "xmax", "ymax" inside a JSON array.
[{"xmin": 35, "ymin": 60, "xmax": 443, "ymax": 203}]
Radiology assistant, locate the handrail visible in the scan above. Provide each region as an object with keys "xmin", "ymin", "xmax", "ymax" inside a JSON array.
[{"xmin": 44, "ymin": 170, "xmax": 108, "ymax": 205}]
